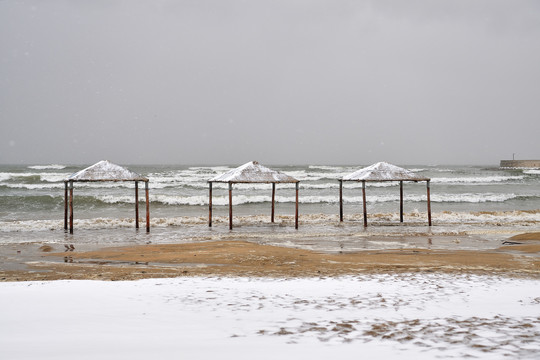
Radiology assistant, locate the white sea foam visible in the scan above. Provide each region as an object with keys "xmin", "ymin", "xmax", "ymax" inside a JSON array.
[
  {"xmin": 0, "ymin": 172, "xmax": 70, "ymax": 183},
  {"xmin": 432, "ymin": 175, "xmax": 525, "ymax": 184},
  {"xmin": 1, "ymin": 183, "xmax": 64, "ymax": 190},
  {"xmin": 1, "ymin": 181, "xmax": 137, "ymax": 190},
  {"xmin": 308, "ymin": 193, "xmax": 522, "ymax": 204},
  {"xmin": 432, "ymin": 168, "xmax": 456, "ymax": 172},
  {"xmin": 308, "ymin": 165, "xmax": 356, "ymax": 171},
  {"xmin": 430, "ymin": 193, "xmax": 520, "ymax": 203},
  {"xmin": 27, "ymin": 164, "xmax": 66, "ymax": 170},
  {"xmin": 187, "ymin": 166, "xmax": 232, "ymax": 172},
  {"xmin": 0, "ymin": 218, "xmax": 139, "ymax": 233},
  {"xmin": 91, "ymin": 192, "xmax": 524, "ymax": 206},
  {"xmin": 1, "ymin": 210, "xmax": 538, "ymax": 233},
  {"xmin": 39, "ymin": 173, "xmax": 71, "ymax": 182},
  {"xmin": 524, "ymin": 169, "xmax": 540, "ymax": 175}
]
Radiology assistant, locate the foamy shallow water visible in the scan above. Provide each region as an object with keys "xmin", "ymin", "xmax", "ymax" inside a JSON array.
[
  {"xmin": 0, "ymin": 211, "xmax": 538, "ymax": 256},
  {"xmin": 1, "ymin": 274, "xmax": 539, "ymax": 359}
]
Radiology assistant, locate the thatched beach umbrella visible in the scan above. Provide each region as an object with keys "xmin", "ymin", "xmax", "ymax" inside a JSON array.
[
  {"xmin": 208, "ymin": 161, "xmax": 300, "ymax": 230},
  {"xmin": 64, "ymin": 160, "xmax": 150, "ymax": 233},
  {"xmin": 339, "ymin": 162, "xmax": 431, "ymax": 226}
]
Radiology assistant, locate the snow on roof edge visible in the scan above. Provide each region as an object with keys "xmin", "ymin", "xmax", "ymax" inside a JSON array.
[
  {"xmin": 209, "ymin": 161, "xmax": 299, "ymax": 183},
  {"xmin": 341, "ymin": 162, "xmax": 430, "ymax": 182},
  {"xmin": 67, "ymin": 160, "xmax": 148, "ymax": 182}
]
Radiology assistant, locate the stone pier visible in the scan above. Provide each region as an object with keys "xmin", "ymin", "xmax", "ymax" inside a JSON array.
[{"xmin": 500, "ymin": 160, "xmax": 540, "ymax": 168}]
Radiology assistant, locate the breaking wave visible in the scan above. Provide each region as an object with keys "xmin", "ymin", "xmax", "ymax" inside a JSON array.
[
  {"xmin": 27, "ymin": 164, "xmax": 66, "ymax": 170},
  {"xmin": 432, "ymin": 176, "xmax": 525, "ymax": 184},
  {"xmin": 92, "ymin": 192, "xmax": 528, "ymax": 206},
  {"xmin": 1, "ymin": 210, "xmax": 539, "ymax": 233}
]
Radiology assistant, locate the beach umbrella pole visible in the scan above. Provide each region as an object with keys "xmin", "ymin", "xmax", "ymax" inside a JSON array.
[
  {"xmin": 145, "ymin": 181, "xmax": 150, "ymax": 232},
  {"xmin": 295, "ymin": 182, "xmax": 299, "ymax": 229},
  {"xmin": 135, "ymin": 181, "xmax": 139, "ymax": 229},
  {"xmin": 362, "ymin": 181, "xmax": 367, "ymax": 227},
  {"xmin": 64, "ymin": 181, "xmax": 68, "ymax": 231},
  {"xmin": 229, "ymin": 183, "xmax": 233, "ymax": 230},
  {"xmin": 339, "ymin": 180, "xmax": 343, "ymax": 222},
  {"xmin": 400, "ymin": 181, "xmax": 404, "ymax": 223},
  {"xmin": 427, "ymin": 180, "xmax": 432, "ymax": 226},
  {"xmin": 69, "ymin": 180, "xmax": 74, "ymax": 234},
  {"xmin": 271, "ymin": 183, "xmax": 275, "ymax": 223},
  {"xmin": 208, "ymin": 182, "xmax": 212, "ymax": 227}
]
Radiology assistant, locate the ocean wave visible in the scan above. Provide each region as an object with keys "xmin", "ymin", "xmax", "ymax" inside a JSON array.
[
  {"xmin": 430, "ymin": 193, "xmax": 520, "ymax": 203},
  {"xmin": 40, "ymin": 174, "xmax": 70, "ymax": 182},
  {"xmin": 27, "ymin": 164, "xmax": 66, "ymax": 170},
  {"xmin": 0, "ymin": 183, "xmax": 64, "ymax": 190},
  {"xmin": 433, "ymin": 168, "xmax": 457, "ymax": 172},
  {"xmin": 524, "ymin": 169, "xmax": 540, "ymax": 175},
  {"xmin": 307, "ymin": 165, "xmax": 357, "ymax": 172},
  {"xmin": 187, "ymin": 166, "xmax": 232, "ymax": 172},
  {"xmin": 0, "ymin": 172, "xmax": 69, "ymax": 183},
  {"xmin": 91, "ymin": 192, "xmax": 526, "ymax": 206},
  {"xmin": 1, "ymin": 210, "xmax": 539, "ymax": 232},
  {"xmin": 431, "ymin": 175, "xmax": 525, "ymax": 184}
]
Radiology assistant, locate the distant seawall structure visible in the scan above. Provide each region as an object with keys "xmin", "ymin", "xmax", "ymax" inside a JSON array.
[{"xmin": 500, "ymin": 160, "xmax": 540, "ymax": 169}]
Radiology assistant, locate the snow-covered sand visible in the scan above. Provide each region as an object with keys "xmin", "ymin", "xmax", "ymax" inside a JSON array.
[{"xmin": 1, "ymin": 274, "xmax": 539, "ymax": 359}]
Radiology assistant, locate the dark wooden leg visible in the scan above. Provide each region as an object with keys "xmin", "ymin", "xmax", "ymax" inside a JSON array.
[
  {"xmin": 362, "ymin": 181, "xmax": 367, "ymax": 227},
  {"xmin": 145, "ymin": 181, "xmax": 150, "ymax": 232},
  {"xmin": 64, "ymin": 181, "xmax": 68, "ymax": 231},
  {"xmin": 339, "ymin": 180, "xmax": 343, "ymax": 222},
  {"xmin": 229, "ymin": 183, "xmax": 233, "ymax": 230},
  {"xmin": 271, "ymin": 183, "xmax": 275, "ymax": 223},
  {"xmin": 135, "ymin": 181, "xmax": 139, "ymax": 229},
  {"xmin": 295, "ymin": 182, "xmax": 299, "ymax": 229},
  {"xmin": 427, "ymin": 180, "xmax": 432, "ymax": 226},
  {"xmin": 69, "ymin": 181, "xmax": 73, "ymax": 234},
  {"xmin": 400, "ymin": 181, "xmax": 403, "ymax": 223},
  {"xmin": 208, "ymin": 182, "xmax": 212, "ymax": 227}
]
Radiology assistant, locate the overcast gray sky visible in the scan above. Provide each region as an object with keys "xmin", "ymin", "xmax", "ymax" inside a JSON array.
[{"xmin": 1, "ymin": 0, "xmax": 539, "ymax": 165}]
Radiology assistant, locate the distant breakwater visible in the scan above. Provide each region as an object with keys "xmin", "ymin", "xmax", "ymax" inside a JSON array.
[{"xmin": 500, "ymin": 160, "xmax": 540, "ymax": 169}]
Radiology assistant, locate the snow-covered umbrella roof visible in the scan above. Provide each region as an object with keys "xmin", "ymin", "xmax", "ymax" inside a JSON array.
[
  {"xmin": 210, "ymin": 161, "xmax": 299, "ymax": 183},
  {"xmin": 342, "ymin": 162, "xmax": 429, "ymax": 182},
  {"xmin": 67, "ymin": 160, "xmax": 148, "ymax": 182}
]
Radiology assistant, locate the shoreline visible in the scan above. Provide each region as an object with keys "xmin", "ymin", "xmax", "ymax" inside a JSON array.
[{"xmin": 1, "ymin": 232, "xmax": 539, "ymax": 282}]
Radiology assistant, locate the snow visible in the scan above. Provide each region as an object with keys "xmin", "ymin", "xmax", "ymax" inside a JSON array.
[
  {"xmin": 68, "ymin": 160, "xmax": 147, "ymax": 181},
  {"xmin": 210, "ymin": 161, "xmax": 298, "ymax": 183},
  {"xmin": 342, "ymin": 162, "xmax": 429, "ymax": 181},
  {"xmin": 1, "ymin": 274, "xmax": 539, "ymax": 359}
]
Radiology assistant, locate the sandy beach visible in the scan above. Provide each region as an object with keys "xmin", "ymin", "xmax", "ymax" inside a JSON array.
[
  {"xmin": 2, "ymin": 237, "xmax": 540, "ymax": 359},
  {"xmin": 2, "ymin": 232, "xmax": 539, "ymax": 281}
]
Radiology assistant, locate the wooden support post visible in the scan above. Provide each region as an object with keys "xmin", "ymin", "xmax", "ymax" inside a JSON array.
[
  {"xmin": 427, "ymin": 180, "xmax": 432, "ymax": 226},
  {"xmin": 271, "ymin": 183, "xmax": 275, "ymax": 223},
  {"xmin": 135, "ymin": 181, "xmax": 139, "ymax": 229},
  {"xmin": 64, "ymin": 181, "xmax": 68, "ymax": 231},
  {"xmin": 69, "ymin": 180, "xmax": 74, "ymax": 234},
  {"xmin": 208, "ymin": 182, "xmax": 212, "ymax": 227},
  {"xmin": 362, "ymin": 180, "xmax": 367, "ymax": 227},
  {"xmin": 228, "ymin": 182, "xmax": 233, "ymax": 230},
  {"xmin": 145, "ymin": 181, "xmax": 150, "ymax": 232},
  {"xmin": 295, "ymin": 182, "xmax": 299, "ymax": 229},
  {"xmin": 399, "ymin": 181, "xmax": 404, "ymax": 223},
  {"xmin": 339, "ymin": 180, "xmax": 343, "ymax": 222}
]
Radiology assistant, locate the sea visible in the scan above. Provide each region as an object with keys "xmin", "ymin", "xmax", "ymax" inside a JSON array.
[{"xmin": 1, "ymin": 164, "xmax": 539, "ymax": 251}]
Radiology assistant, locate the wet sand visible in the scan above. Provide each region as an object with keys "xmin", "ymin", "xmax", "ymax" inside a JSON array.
[{"xmin": 1, "ymin": 232, "xmax": 539, "ymax": 281}]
